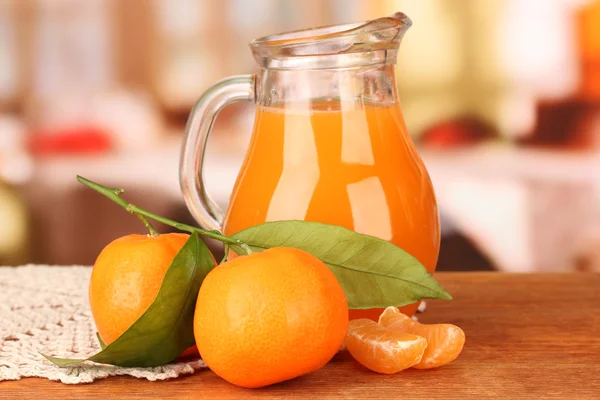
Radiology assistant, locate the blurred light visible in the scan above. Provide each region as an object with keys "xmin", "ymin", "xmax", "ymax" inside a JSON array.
[
  {"xmin": 90, "ymin": 89, "xmax": 165, "ymax": 151},
  {"xmin": 32, "ymin": 0, "xmax": 113, "ymax": 97},
  {"xmin": 0, "ymin": 156, "xmax": 34, "ymax": 185},
  {"xmin": 228, "ymin": 0, "xmax": 276, "ymax": 30},
  {"xmin": 153, "ymin": 0, "xmax": 206, "ymax": 37},
  {"xmin": 0, "ymin": 1, "xmax": 17, "ymax": 100},
  {"xmin": 393, "ymin": 0, "xmax": 463, "ymax": 89},
  {"xmin": 0, "ymin": 116, "xmax": 24, "ymax": 149},
  {"xmin": 498, "ymin": 0, "xmax": 580, "ymax": 99},
  {"xmin": 0, "ymin": 115, "xmax": 33, "ymax": 184},
  {"xmin": 0, "ymin": 184, "xmax": 28, "ymax": 259},
  {"xmin": 497, "ymin": 90, "xmax": 537, "ymax": 138},
  {"xmin": 153, "ymin": 0, "xmax": 218, "ymax": 108}
]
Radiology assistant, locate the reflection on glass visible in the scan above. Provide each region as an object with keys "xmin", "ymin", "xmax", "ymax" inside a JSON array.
[
  {"xmin": 341, "ymin": 102, "xmax": 375, "ymax": 166},
  {"xmin": 347, "ymin": 176, "xmax": 392, "ymax": 240},
  {"xmin": 266, "ymin": 105, "xmax": 320, "ymax": 221}
]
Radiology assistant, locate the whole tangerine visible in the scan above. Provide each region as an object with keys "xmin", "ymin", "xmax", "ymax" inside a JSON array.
[
  {"xmin": 89, "ymin": 233, "xmax": 205, "ymax": 357},
  {"xmin": 194, "ymin": 247, "xmax": 348, "ymax": 388}
]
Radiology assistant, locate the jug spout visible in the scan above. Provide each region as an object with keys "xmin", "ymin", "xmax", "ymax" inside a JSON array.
[{"xmin": 250, "ymin": 12, "xmax": 412, "ymax": 69}]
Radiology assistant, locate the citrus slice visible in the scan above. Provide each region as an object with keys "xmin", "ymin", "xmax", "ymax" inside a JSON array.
[
  {"xmin": 345, "ymin": 319, "xmax": 427, "ymax": 374},
  {"xmin": 378, "ymin": 306, "xmax": 465, "ymax": 369}
]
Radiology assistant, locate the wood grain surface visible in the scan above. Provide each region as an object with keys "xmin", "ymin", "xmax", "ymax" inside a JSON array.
[{"xmin": 1, "ymin": 272, "xmax": 599, "ymax": 399}]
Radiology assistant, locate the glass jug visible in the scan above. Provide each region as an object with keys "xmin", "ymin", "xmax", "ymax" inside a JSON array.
[{"xmin": 180, "ymin": 12, "xmax": 440, "ymax": 319}]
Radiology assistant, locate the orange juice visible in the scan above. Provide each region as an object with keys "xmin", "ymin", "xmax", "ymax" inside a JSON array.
[{"xmin": 223, "ymin": 102, "xmax": 440, "ymax": 319}]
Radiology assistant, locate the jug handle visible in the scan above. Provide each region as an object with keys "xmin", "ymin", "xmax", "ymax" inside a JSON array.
[{"xmin": 179, "ymin": 75, "xmax": 255, "ymax": 231}]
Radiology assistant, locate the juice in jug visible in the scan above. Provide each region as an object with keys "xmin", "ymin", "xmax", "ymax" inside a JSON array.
[{"xmin": 222, "ymin": 101, "xmax": 440, "ymax": 319}]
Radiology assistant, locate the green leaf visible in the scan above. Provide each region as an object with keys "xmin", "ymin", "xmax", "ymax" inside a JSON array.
[
  {"xmin": 42, "ymin": 233, "xmax": 213, "ymax": 368},
  {"xmin": 231, "ymin": 221, "xmax": 451, "ymax": 309},
  {"xmin": 42, "ymin": 354, "xmax": 87, "ymax": 368},
  {"xmin": 96, "ymin": 332, "xmax": 106, "ymax": 350}
]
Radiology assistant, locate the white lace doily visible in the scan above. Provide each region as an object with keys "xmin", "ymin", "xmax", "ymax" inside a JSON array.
[{"xmin": 0, "ymin": 265, "xmax": 206, "ymax": 384}]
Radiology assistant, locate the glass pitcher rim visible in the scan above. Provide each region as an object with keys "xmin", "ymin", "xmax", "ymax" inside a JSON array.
[{"xmin": 249, "ymin": 12, "xmax": 412, "ymax": 70}]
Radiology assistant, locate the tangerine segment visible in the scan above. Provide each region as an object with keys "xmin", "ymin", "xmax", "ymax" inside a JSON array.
[
  {"xmin": 345, "ymin": 319, "xmax": 427, "ymax": 374},
  {"xmin": 378, "ymin": 307, "xmax": 465, "ymax": 369}
]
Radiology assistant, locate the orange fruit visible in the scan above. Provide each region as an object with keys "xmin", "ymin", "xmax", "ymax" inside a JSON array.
[
  {"xmin": 193, "ymin": 247, "xmax": 348, "ymax": 388},
  {"xmin": 379, "ymin": 306, "xmax": 465, "ymax": 369},
  {"xmin": 89, "ymin": 233, "xmax": 205, "ymax": 357},
  {"xmin": 345, "ymin": 319, "xmax": 427, "ymax": 374}
]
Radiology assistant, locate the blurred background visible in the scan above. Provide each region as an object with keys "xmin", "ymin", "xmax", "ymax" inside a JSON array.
[{"xmin": 1, "ymin": 0, "xmax": 599, "ymax": 272}]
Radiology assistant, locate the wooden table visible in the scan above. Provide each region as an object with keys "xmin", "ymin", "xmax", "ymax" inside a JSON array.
[{"xmin": 2, "ymin": 273, "xmax": 599, "ymax": 399}]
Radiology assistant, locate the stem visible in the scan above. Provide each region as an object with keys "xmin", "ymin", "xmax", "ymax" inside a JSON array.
[
  {"xmin": 221, "ymin": 244, "xmax": 230, "ymax": 264},
  {"xmin": 137, "ymin": 214, "xmax": 159, "ymax": 237},
  {"xmin": 76, "ymin": 176, "xmax": 251, "ymax": 253}
]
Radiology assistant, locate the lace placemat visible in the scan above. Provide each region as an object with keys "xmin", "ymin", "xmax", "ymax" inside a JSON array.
[{"xmin": 0, "ymin": 265, "xmax": 206, "ymax": 384}]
